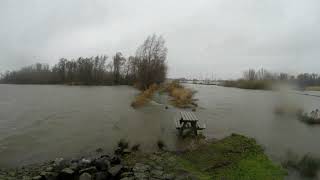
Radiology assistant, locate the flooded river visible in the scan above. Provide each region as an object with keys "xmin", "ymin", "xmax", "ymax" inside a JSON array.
[{"xmin": 0, "ymin": 84, "xmax": 320, "ymax": 169}]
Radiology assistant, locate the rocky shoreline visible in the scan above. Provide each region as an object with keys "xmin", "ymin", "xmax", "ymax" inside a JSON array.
[
  {"xmin": 0, "ymin": 150, "xmax": 175, "ymax": 180},
  {"xmin": 0, "ymin": 134, "xmax": 286, "ymax": 180}
]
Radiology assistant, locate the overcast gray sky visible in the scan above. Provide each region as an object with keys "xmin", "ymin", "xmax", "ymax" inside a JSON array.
[{"xmin": 0, "ymin": 0, "xmax": 319, "ymax": 79}]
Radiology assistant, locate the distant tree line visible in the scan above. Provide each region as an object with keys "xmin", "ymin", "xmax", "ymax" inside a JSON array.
[
  {"xmin": 0, "ymin": 34, "xmax": 167, "ymax": 90},
  {"xmin": 241, "ymin": 68, "xmax": 320, "ymax": 88}
]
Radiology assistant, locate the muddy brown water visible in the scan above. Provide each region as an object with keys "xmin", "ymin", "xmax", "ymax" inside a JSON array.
[{"xmin": 0, "ymin": 84, "xmax": 320, "ymax": 172}]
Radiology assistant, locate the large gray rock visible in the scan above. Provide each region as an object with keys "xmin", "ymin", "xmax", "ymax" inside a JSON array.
[
  {"xmin": 108, "ymin": 165, "xmax": 123, "ymax": 177},
  {"xmin": 175, "ymin": 174, "xmax": 197, "ymax": 180},
  {"xmin": 79, "ymin": 166, "xmax": 97, "ymax": 174},
  {"xmin": 69, "ymin": 162, "xmax": 80, "ymax": 171},
  {"xmin": 94, "ymin": 171, "xmax": 109, "ymax": 180},
  {"xmin": 120, "ymin": 172, "xmax": 134, "ymax": 178},
  {"xmin": 45, "ymin": 167, "xmax": 53, "ymax": 172},
  {"xmin": 79, "ymin": 172, "xmax": 91, "ymax": 180},
  {"xmin": 133, "ymin": 163, "xmax": 150, "ymax": 173},
  {"xmin": 61, "ymin": 168, "xmax": 74, "ymax": 175},
  {"xmin": 153, "ymin": 166, "xmax": 163, "ymax": 171},
  {"xmin": 53, "ymin": 158, "xmax": 70, "ymax": 171},
  {"xmin": 31, "ymin": 176, "xmax": 42, "ymax": 180},
  {"xmin": 134, "ymin": 172, "xmax": 149, "ymax": 180},
  {"xmin": 120, "ymin": 177, "xmax": 135, "ymax": 180},
  {"xmin": 54, "ymin": 158, "xmax": 64, "ymax": 165},
  {"xmin": 58, "ymin": 168, "xmax": 74, "ymax": 180},
  {"xmin": 122, "ymin": 148, "xmax": 131, "ymax": 154},
  {"xmin": 162, "ymin": 173, "xmax": 175, "ymax": 180},
  {"xmin": 94, "ymin": 157, "xmax": 110, "ymax": 171},
  {"xmin": 150, "ymin": 169, "xmax": 164, "ymax": 178},
  {"xmin": 40, "ymin": 171, "xmax": 58, "ymax": 180},
  {"xmin": 110, "ymin": 155, "xmax": 121, "ymax": 165},
  {"xmin": 22, "ymin": 176, "xmax": 32, "ymax": 180}
]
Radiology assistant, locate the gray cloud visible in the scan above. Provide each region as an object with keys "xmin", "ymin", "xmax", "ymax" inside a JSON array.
[{"xmin": 0, "ymin": 0, "xmax": 319, "ymax": 79}]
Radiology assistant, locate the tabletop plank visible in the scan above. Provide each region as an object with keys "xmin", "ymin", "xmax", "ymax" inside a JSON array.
[{"xmin": 180, "ymin": 111, "xmax": 198, "ymax": 121}]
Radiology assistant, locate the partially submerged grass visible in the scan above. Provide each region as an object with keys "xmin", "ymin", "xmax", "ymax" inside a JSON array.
[
  {"xmin": 131, "ymin": 84, "xmax": 159, "ymax": 108},
  {"xmin": 283, "ymin": 152, "xmax": 320, "ymax": 178},
  {"xmin": 163, "ymin": 81, "xmax": 197, "ymax": 108},
  {"xmin": 274, "ymin": 105, "xmax": 303, "ymax": 116},
  {"xmin": 131, "ymin": 81, "xmax": 197, "ymax": 108},
  {"xmin": 123, "ymin": 134, "xmax": 286, "ymax": 180}
]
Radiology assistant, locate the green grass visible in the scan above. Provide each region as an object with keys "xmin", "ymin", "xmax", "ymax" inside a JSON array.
[
  {"xmin": 124, "ymin": 134, "xmax": 286, "ymax": 180},
  {"xmin": 176, "ymin": 134, "xmax": 286, "ymax": 179}
]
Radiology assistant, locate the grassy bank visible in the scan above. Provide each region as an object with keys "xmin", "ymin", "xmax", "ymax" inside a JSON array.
[
  {"xmin": 223, "ymin": 80, "xmax": 272, "ymax": 90},
  {"xmin": 124, "ymin": 134, "xmax": 286, "ymax": 180},
  {"xmin": 305, "ymin": 86, "xmax": 320, "ymax": 91}
]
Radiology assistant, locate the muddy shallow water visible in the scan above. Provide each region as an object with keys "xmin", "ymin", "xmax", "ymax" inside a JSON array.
[{"xmin": 0, "ymin": 84, "xmax": 319, "ymax": 170}]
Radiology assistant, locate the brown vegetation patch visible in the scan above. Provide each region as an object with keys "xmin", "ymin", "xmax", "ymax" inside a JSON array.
[
  {"xmin": 164, "ymin": 81, "xmax": 197, "ymax": 108},
  {"xmin": 131, "ymin": 84, "xmax": 159, "ymax": 108}
]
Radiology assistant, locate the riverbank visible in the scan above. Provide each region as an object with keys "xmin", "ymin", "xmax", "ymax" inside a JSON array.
[
  {"xmin": 305, "ymin": 86, "xmax": 320, "ymax": 91},
  {"xmin": 223, "ymin": 80, "xmax": 272, "ymax": 90},
  {"xmin": 0, "ymin": 134, "xmax": 286, "ymax": 180}
]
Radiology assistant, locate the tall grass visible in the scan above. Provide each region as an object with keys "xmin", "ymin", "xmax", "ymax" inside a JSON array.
[
  {"xmin": 131, "ymin": 81, "xmax": 197, "ymax": 108},
  {"xmin": 283, "ymin": 152, "xmax": 320, "ymax": 178},
  {"xmin": 164, "ymin": 81, "xmax": 197, "ymax": 108},
  {"xmin": 131, "ymin": 84, "xmax": 159, "ymax": 108}
]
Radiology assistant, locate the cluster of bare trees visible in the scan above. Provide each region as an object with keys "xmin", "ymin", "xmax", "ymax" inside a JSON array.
[
  {"xmin": 242, "ymin": 68, "xmax": 320, "ymax": 87},
  {"xmin": 0, "ymin": 63, "xmax": 58, "ymax": 84},
  {"xmin": 296, "ymin": 73, "xmax": 320, "ymax": 87},
  {"xmin": 52, "ymin": 56, "xmax": 110, "ymax": 84},
  {"xmin": 243, "ymin": 68, "xmax": 292, "ymax": 81},
  {"xmin": 0, "ymin": 34, "xmax": 168, "ymax": 88}
]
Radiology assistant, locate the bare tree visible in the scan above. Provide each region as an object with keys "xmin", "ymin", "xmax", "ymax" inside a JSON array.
[
  {"xmin": 113, "ymin": 52, "xmax": 126, "ymax": 84},
  {"xmin": 134, "ymin": 34, "xmax": 168, "ymax": 89},
  {"xmin": 243, "ymin": 69, "xmax": 257, "ymax": 81}
]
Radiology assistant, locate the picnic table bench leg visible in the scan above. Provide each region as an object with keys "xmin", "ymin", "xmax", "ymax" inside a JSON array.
[
  {"xmin": 179, "ymin": 122, "xmax": 186, "ymax": 136},
  {"xmin": 192, "ymin": 122, "xmax": 198, "ymax": 136}
]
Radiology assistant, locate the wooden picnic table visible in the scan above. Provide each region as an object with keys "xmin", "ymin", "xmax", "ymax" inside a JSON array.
[{"xmin": 175, "ymin": 111, "xmax": 206, "ymax": 136}]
